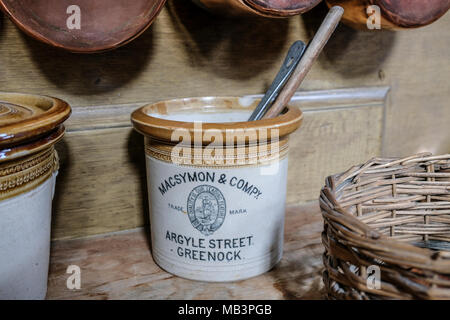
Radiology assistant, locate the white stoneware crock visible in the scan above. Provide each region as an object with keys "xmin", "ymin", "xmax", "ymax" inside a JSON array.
[
  {"xmin": 132, "ymin": 97, "xmax": 302, "ymax": 282},
  {"xmin": 0, "ymin": 93, "xmax": 71, "ymax": 299}
]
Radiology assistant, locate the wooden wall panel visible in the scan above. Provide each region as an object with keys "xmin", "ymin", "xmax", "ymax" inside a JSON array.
[
  {"xmin": 0, "ymin": 1, "xmax": 448, "ymax": 157},
  {"xmin": 0, "ymin": 0, "xmax": 447, "ymax": 239},
  {"xmin": 287, "ymin": 105, "xmax": 383, "ymax": 203},
  {"xmin": 51, "ymin": 87, "xmax": 387, "ymax": 240},
  {"xmin": 52, "ymin": 128, "xmax": 148, "ymax": 240}
]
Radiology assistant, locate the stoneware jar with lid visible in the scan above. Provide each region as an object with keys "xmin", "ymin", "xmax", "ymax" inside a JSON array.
[{"xmin": 0, "ymin": 92, "xmax": 71, "ymax": 299}]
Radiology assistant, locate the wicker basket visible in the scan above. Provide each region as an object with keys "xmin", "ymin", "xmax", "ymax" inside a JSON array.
[{"xmin": 320, "ymin": 153, "xmax": 450, "ymax": 300}]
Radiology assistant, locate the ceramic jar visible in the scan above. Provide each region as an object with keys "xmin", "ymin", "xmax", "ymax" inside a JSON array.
[
  {"xmin": 0, "ymin": 92, "xmax": 71, "ymax": 300},
  {"xmin": 132, "ymin": 97, "xmax": 302, "ymax": 281}
]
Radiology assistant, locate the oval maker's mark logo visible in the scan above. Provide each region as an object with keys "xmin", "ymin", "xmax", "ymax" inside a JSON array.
[{"xmin": 187, "ymin": 185, "xmax": 226, "ymax": 236}]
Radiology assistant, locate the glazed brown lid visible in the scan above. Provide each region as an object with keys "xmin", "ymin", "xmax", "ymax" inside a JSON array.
[
  {"xmin": 131, "ymin": 96, "xmax": 303, "ymax": 145},
  {"xmin": 0, "ymin": 0, "xmax": 167, "ymax": 53},
  {"xmin": 372, "ymin": 0, "xmax": 450, "ymax": 27},
  {"xmin": 0, "ymin": 125, "xmax": 65, "ymax": 162},
  {"xmin": 0, "ymin": 92, "xmax": 71, "ymax": 159}
]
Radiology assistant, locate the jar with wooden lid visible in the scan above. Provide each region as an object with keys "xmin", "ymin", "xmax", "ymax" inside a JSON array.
[{"xmin": 0, "ymin": 93, "xmax": 71, "ymax": 300}]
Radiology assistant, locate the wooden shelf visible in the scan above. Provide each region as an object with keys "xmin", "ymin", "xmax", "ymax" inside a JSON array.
[{"xmin": 47, "ymin": 201, "xmax": 325, "ymax": 300}]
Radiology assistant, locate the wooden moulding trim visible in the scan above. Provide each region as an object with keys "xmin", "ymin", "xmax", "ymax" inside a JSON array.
[
  {"xmin": 66, "ymin": 87, "xmax": 390, "ymax": 132},
  {"xmin": 248, "ymin": 86, "xmax": 391, "ymax": 111}
]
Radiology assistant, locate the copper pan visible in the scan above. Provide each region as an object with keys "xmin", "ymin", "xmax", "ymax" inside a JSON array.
[
  {"xmin": 326, "ymin": 0, "xmax": 450, "ymax": 30},
  {"xmin": 193, "ymin": 0, "xmax": 322, "ymax": 18},
  {"xmin": 0, "ymin": 0, "xmax": 167, "ymax": 53}
]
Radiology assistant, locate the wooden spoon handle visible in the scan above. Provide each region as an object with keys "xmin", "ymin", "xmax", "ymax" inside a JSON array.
[{"xmin": 262, "ymin": 6, "xmax": 344, "ymax": 119}]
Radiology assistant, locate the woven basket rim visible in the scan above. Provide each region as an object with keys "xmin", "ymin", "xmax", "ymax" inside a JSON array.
[{"xmin": 321, "ymin": 152, "xmax": 450, "ymax": 273}]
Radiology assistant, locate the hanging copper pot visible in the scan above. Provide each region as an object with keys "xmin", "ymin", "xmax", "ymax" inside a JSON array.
[
  {"xmin": 0, "ymin": 0, "xmax": 167, "ymax": 53},
  {"xmin": 193, "ymin": 0, "xmax": 323, "ymax": 18},
  {"xmin": 326, "ymin": 0, "xmax": 450, "ymax": 29}
]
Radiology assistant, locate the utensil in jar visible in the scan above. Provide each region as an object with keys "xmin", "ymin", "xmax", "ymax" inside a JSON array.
[
  {"xmin": 261, "ymin": 5, "xmax": 344, "ymax": 119},
  {"xmin": 248, "ymin": 40, "xmax": 306, "ymax": 121}
]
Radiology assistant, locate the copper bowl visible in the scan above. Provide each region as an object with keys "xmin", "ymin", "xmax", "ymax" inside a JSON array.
[
  {"xmin": 193, "ymin": 0, "xmax": 322, "ymax": 17},
  {"xmin": 326, "ymin": 0, "xmax": 450, "ymax": 29},
  {"xmin": 0, "ymin": 0, "xmax": 167, "ymax": 53}
]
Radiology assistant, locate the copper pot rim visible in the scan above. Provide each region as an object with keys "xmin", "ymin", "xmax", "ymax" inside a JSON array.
[
  {"xmin": 371, "ymin": 0, "xmax": 450, "ymax": 28},
  {"xmin": 131, "ymin": 96, "xmax": 303, "ymax": 144},
  {"xmin": 326, "ymin": 0, "xmax": 450, "ymax": 29},
  {"xmin": 0, "ymin": 0, "xmax": 167, "ymax": 53},
  {"xmin": 244, "ymin": 0, "xmax": 323, "ymax": 17}
]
